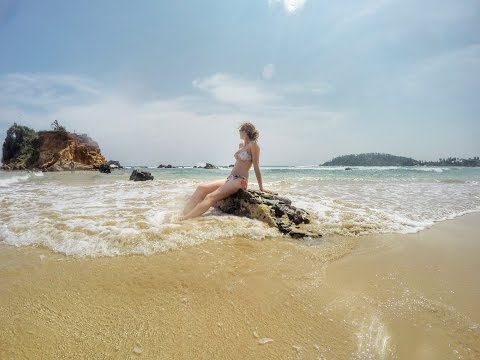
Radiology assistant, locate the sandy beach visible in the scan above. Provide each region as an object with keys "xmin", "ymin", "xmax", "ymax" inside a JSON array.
[
  {"xmin": 1, "ymin": 214, "xmax": 479, "ymax": 359},
  {"xmin": 2, "ymin": 0, "xmax": 479, "ymax": 358}
]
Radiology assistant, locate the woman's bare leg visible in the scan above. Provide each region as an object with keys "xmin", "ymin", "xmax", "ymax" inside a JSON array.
[
  {"xmin": 182, "ymin": 180, "xmax": 242, "ymax": 220},
  {"xmin": 182, "ymin": 179, "xmax": 225, "ymax": 215}
]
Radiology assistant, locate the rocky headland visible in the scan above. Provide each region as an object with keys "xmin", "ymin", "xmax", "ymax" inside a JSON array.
[{"xmin": 1, "ymin": 123, "xmax": 106, "ymax": 171}]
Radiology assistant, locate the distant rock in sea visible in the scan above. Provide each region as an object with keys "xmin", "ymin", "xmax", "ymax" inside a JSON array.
[
  {"xmin": 99, "ymin": 164, "xmax": 111, "ymax": 174},
  {"xmin": 107, "ymin": 160, "xmax": 122, "ymax": 169},
  {"xmin": 1, "ymin": 123, "xmax": 106, "ymax": 171},
  {"xmin": 193, "ymin": 163, "xmax": 217, "ymax": 169},
  {"xmin": 215, "ymin": 189, "xmax": 322, "ymax": 238},
  {"xmin": 129, "ymin": 170, "xmax": 154, "ymax": 181},
  {"xmin": 158, "ymin": 164, "xmax": 176, "ymax": 168}
]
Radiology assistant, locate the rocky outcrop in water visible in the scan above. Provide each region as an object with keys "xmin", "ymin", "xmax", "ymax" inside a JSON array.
[
  {"xmin": 107, "ymin": 160, "xmax": 122, "ymax": 169},
  {"xmin": 215, "ymin": 189, "xmax": 322, "ymax": 238},
  {"xmin": 1, "ymin": 123, "xmax": 106, "ymax": 171},
  {"xmin": 129, "ymin": 170, "xmax": 154, "ymax": 181},
  {"xmin": 194, "ymin": 163, "xmax": 217, "ymax": 169},
  {"xmin": 99, "ymin": 164, "xmax": 111, "ymax": 173}
]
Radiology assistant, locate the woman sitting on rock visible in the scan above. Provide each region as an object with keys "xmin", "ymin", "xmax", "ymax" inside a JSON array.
[{"xmin": 180, "ymin": 122, "xmax": 269, "ymax": 220}]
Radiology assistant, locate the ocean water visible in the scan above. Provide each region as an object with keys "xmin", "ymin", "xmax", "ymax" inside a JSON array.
[{"xmin": 1, "ymin": 166, "xmax": 479, "ymax": 257}]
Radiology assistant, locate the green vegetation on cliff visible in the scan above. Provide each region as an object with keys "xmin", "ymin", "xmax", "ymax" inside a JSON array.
[{"xmin": 1, "ymin": 123, "xmax": 39, "ymax": 169}]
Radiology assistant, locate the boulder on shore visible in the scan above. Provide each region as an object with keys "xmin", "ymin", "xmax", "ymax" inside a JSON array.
[
  {"xmin": 215, "ymin": 189, "xmax": 322, "ymax": 238},
  {"xmin": 99, "ymin": 164, "xmax": 111, "ymax": 173},
  {"xmin": 129, "ymin": 170, "xmax": 154, "ymax": 181}
]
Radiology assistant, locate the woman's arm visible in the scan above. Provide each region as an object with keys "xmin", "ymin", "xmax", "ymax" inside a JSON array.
[{"xmin": 250, "ymin": 142, "xmax": 265, "ymax": 192}]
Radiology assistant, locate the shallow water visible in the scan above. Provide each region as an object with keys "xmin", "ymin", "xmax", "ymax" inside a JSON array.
[{"xmin": 1, "ymin": 166, "xmax": 479, "ymax": 256}]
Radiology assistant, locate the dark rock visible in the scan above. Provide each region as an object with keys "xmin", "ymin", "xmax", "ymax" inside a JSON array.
[
  {"xmin": 191, "ymin": 163, "xmax": 215, "ymax": 169},
  {"xmin": 345, "ymin": 167, "xmax": 353, "ymax": 170},
  {"xmin": 108, "ymin": 160, "xmax": 122, "ymax": 168},
  {"xmin": 158, "ymin": 164, "xmax": 176, "ymax": 168},
  {"xmin": 129, "ymin": 170, "xmax": 154, "ymax": 181},
  {"xmin": 99, "ymin": 164, "xmax": 111, "ymax": 173},
  {"xmin": 228, "ymin": 164, "xmax": 234, "ymax": 168},
  {"xmin": 215, "ymin": 189, "xmax": 322, "ymax": 238},
  {"xmin": 46, "ymin": 164, "xmax": 63, "ymax": 172}
]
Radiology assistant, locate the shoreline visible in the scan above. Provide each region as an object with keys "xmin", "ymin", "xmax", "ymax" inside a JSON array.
[{"xmin": 1, "ymin": 214, "xmax": 479, "ymax": 358}]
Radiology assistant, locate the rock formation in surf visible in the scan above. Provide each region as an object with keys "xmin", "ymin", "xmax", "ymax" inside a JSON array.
[
  {"xmin": 99, "ymin": 164, "xmax": 111, "ymax": 174},
  {"xmin": 215, "ymin": 189, "xmax": 322, "ymax": 238},
  {"xmin": 129, "ymin": 170, "xmax": 154, "ymax": 181},
  {"xmin": 1, "ymin": 123, "xmax": 106, "ymax": 171}
]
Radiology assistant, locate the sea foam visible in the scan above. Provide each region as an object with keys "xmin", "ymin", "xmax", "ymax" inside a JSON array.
[
  {"xmin": 0, "ymin": 174, "xmax": 30, "ymax": 187},
  {"xmin": 1, "ymin": 167, "xmax": 479, "ymax": 256}
]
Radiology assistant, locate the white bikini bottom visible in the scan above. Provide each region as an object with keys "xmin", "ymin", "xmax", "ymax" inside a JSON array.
[{"xmin": 226, "ymin": 174, "xmax": 247, "ymax": 188}]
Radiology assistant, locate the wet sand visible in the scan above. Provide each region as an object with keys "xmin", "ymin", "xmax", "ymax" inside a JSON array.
[{"xmin": 1, "ymin": 214, "xmax": 479, "ymax": 359}]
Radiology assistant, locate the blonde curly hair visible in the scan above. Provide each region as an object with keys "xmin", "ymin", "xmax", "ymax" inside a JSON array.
[{"xmin": 239, "ymin": 122, "xmax": 259, "ymax": 141}]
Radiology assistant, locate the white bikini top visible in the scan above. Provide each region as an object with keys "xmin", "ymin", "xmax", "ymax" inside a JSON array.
[{"xmin": 234, "ymin": 148, "xmax": 252, "ymax": 162}]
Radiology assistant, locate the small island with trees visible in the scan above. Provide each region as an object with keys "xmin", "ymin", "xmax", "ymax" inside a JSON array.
[
  {"xmin": 322, "ymin": 153, "xmax": 480, "ymax": 167},
  {"xmin": 1, "ymin": 122, "xmax": 107, "ymax": 171}
]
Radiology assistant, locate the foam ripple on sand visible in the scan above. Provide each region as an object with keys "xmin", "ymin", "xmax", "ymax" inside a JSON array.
[
  {"xmin": 0, "ymin": 178, "xmax": 280, "ymax": 256},
  {"xmin": 281, "ymin": 178, "xmax": 480, "ymax": 236}
]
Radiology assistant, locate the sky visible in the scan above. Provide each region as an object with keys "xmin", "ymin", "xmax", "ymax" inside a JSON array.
[{"xmin": 0, "ymin": 0, "xmax": 479, "ymax": 166}]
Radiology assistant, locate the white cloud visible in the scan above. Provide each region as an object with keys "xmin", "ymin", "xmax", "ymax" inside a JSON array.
[
  {"xmin": 426, "ymin": 0, "xmax": 480, "ymax": 21},
  {"xmin": 281, "ymin": 82, "xmax": 334, "ymax": 95},
  {"xmin": 0, "ymin": 72, "xmax": 344, "ymax": 166},
  {"xmin": 421, "ymin": 44, "xmax": 480, "ymax": 72},
  {"xmin": 403, "ymin": 44, "xmax": 480, "ymax": 95},
  {"xmin": 192, "ymin": 73, "xmax": 280, "ymax": 106},
  {"xmin": 354, "ymin": 0, "xmax": 391, "ymax": 19},
  {"xmin": 268, "ymin": 0, "xmax": 307, "ymax": 15},
  {"xmin": 340, "ymin": 0, "xmax": 393, "ymax": 24},
  {"xmin": 0, "ymin": 73, "xmax": 102, "ymax": 108},
  {"xmin": 262, "ymin": 64, "xmax": 275, "ymax": 80}
]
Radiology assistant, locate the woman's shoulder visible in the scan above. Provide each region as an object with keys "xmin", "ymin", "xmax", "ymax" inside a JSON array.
[{"xmin": 249, "ymin": 140, "xmax": 259, "ymax": 149}]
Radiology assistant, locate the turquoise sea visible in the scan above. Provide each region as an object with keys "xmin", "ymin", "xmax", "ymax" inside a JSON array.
[{"xmin": 1, "ymin": 166, "xmax": 479, "ymax": 257}]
